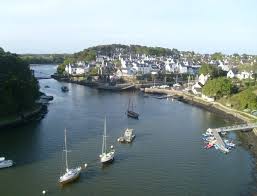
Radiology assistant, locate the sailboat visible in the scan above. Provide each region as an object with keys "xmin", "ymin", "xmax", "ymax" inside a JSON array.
[
  {"xmin": 0, "ymin": 157, "xmax": 13, "ymax": 169},
  {"xmin": 99, "ymin": 117, "xmax": 115, "ymax": 164},
  {"xmin": 59, "ymin": 128, "xmax": 82, "ymax": 184},
  {"xmin": 127, "ymin": 98, "xmax": 139, "ymax": 119}
]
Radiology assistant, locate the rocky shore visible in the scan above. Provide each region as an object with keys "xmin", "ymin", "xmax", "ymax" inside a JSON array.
[
  {"xmin": 144, "ymin": 87, "xmax": 257, "ymax": 123},
  {"xmin": 0, "ymin": 104, "xmax": 47, "ymax": 129}
]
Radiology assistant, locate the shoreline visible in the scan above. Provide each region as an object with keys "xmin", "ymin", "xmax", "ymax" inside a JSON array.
[
  {"xmin": 144, "ymin": 87, "xmax": 257, "ymax": 160},
  {"xmin": 144, "ymin": 87, "xmax": 257, "ymax": 123},
  {"xmin": 0, "ymin": 104, "xmax": 47, "ymax": 129}
]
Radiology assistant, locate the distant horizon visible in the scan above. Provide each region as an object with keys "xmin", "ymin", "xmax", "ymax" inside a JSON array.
[
  {"xmin": 2, "ymin": 43, "xmax": 257, "ymax": 56},
  {"xmin": 1, "ymin": 0, "xmax": 257, "ymax": 55}
]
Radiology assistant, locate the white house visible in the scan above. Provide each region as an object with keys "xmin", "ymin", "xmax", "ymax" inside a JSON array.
[
  {"xmin": 120, "ymin": 58, "xmax": 128, "ymax": 69},
  {"xmin": 135, "ymin": 64, "xmax": 151, "ymax": 74},
  {"xmin": 165, "ymin": 63, "xmax": 172, "ymax": 72},
  {"xmin": 218, "ymin": 61, "xmax": 229, "ymax": 71},
  {"xmin": 236, "ymin": 71, "xmax": 253, "ymax": 80},
  {"xmin": 178, "ymin": 64, "xmax": 188, "ymax": 74},
  {"xmin": 65, "ymin": 64, "xmax": 86, "ymax": 75},
  {"xmin": 227, "ymin": 69, "xmax": 236, "ymax": 78},
  {"xmin": 198, "ymin": 74, "xmax": 209, "ymax": 85},
  {"xmin": 150, "ymin": 65, "xmax": 160, "ymax": 74},
  {"xmin": 192, "ymin": 82, "xmax": 203, "ymax": 95}
]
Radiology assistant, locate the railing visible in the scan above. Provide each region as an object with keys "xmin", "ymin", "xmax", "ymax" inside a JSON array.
[{"xmin": 211, "ymin": 123, "xmax": 257, "ymax": 132}]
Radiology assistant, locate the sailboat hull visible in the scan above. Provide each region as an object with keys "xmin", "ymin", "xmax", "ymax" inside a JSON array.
[
  {"xmin": 127, "ymin": 110, "xmax": 139, "ymax": 119},
  {"xmin": 59, "ymin": 168, "xmax": 81, "ymax": 184},
  {"xmin": 100, "ymin": 150, "xmax": 115, "ymax": 164}
]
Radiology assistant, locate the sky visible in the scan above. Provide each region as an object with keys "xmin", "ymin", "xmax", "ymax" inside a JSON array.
[{"xmin": 0, "ymin": 0, "xmax": 257, "ymax": 54}]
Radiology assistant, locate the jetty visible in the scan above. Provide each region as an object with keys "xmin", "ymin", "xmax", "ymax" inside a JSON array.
[
  {"xmin": 97, "ymin": 84, "xmax": 135, "ymax": 91},
  {"xmin": 207, "ymin": 123, "xmax": 257, "ymax": 153}
]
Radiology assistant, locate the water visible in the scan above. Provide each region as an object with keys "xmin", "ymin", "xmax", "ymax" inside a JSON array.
[{"xmin": 0, "ymin": 64, "xmax": 256, "ymax": 196}]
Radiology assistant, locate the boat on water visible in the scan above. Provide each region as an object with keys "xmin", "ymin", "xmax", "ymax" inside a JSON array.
[
  {"xmin": 0, "ymin": 157, "xmax": 13, "ymax": 169},
  {"xmin": 127, "ymin": 99, "xmax": 139, "ymax": 119},
  {"xmin": 204, "ymin": 143, "xmax": 214, "ymax": 149},
  {"xmin": 61, "ymin": 86, "xmax": 69, "ymax": 92},
  {"xmin": 59, "ymin": 129, "xmax": 82, "ymax": 184},
  {"xmin": 224, "ymin": 139, "xmax": 236, "ymax": 148},
  {"xmin": 41, "ymin": 95, "xmax": 54, "ymax": 101},
  {"xmin": 156, "ymin": 95, "xmax": 172, "ymax": 99},
  {"xmin": 99, "ymin": 117, "xmax": 115, "ymax": 164},
  {"xmin": 117, "ymin": 128, "xmax": 135, "ymax": 143}
]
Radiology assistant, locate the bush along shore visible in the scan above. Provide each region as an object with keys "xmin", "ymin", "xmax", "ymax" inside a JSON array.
[
  {"xmin": 0, "ymin": 48, "xmax": 44, "ymax": 129},
  {"xmin": 0, "ymin": 104, "xmax": 47, "ymax": 129}
]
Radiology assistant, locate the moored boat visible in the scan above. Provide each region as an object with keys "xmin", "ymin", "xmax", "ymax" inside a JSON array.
[
  {"xmin": 61, "ymin": 86, "xmax": 69, "ymax": 92},
  {"xmin": 117, "ymin": 128, "xmax": 135, "ymax": 143},
  {"xmin": 59, "ymin": 129, "xmax": 82, "ymax": 184},
  {"xmin": 127, "ymin": 99, "xmax": 139, "ymax": 119},
  {"xmin": 0, "ymin": 157, "xmax": 13, "ymax": 169},
  {"xmin": 99, "ymin": 117, "xmax": 115, "ymax": 164}
]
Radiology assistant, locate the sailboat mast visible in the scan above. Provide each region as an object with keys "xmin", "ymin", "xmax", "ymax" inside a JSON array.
[
  {"xmin": 102, "ymin": 117, "xmax": 107, "ymax": 154},
  {"xmin": 104, "ymin": 117, "xmax": 107, "ymax": 153},
  {"xmin": 128, "ymin": 98, "xmax": 131, "ymax": 111},
  {"xmin": 64, "ymin": 128, "xmax": 69, "ymax": 171}
]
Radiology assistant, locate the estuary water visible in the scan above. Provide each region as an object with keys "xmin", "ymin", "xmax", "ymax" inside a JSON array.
[{"xmin": 0, "ymin": 64, "xmax": 256, "ymax": 196}]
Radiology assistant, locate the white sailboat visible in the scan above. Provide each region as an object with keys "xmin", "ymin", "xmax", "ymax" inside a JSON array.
[
  {"xmin": 0, "ymin": 157, "xmax": 13, "ymax": 169},
  {"xmin": 59, "ymin": 128, "xmax": 82, "ymax": 184},
  {"xmin": 99, "ymin": 117, "xmax": 115, "ymax": 164}
]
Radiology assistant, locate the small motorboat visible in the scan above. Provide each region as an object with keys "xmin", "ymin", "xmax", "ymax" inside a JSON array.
[
  {"xmin": 44, "ymin": 85, "xmax": 50, "ymax": 88},
  {"xmin": 41, "ymin": 95, "xmax": 54, "ymax": 101},
  {"xmin": 61, "ymin": 86, "xmax": 69, "ymax": 92},
  {"xmin": 224, "ymin": 140, "xmax": 236, "ymax": 148},
  {"xmin": 204, "ymin": 143, "xmax": 214, "ymax": 149},
  {"xmin": 220, "ymin": 131, "xmax": 227, "ymax": 136},
  {"xmin": 0, "ymin": 157, "xmax": 13, "ymax": 169}
]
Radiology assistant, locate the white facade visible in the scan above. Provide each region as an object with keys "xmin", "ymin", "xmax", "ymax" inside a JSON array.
[
  {"xmin": 192, "ymin": 83, "xmax": 202, "ymax": 95},
  {"xmin": 227, "ymin": 70, "xmax": 235, "ymax": 78},
  {"xmin": 178, "ymin": 64, "xmax": 188, "ymax": 74},
  {"xmin": 218, "ymin": 61, "xmax": 229, "ymax": 71},
  {"xmin": 236, "ymin": 71, "xmax": 253, "ymax": 80},
  {"xmin": 65, "ymin": 64, "xmax": 86, "ymax": 75},
  {"xmin": 165, "ymin": 63, "xmax": 172, "ymax": 72},
  {"xmin": 198, "ymin": 74, "xmax": 209, "ymax": 85}
]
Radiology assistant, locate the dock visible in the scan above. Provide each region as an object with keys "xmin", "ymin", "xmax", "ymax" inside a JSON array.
[
  {"xmin": 207, "ymin": 123, "xmax": 257, "ymax": 153},
  {"xmin": 212, "ymin": 123, "xmax": 257, "ymax": 133},
  {"xmin": 97, "ymin": 84, "xmax": 135, "ymax": 91},
  {"xmin": 211, "ymin": 129, "xmax": 228, "ymax": 153}
]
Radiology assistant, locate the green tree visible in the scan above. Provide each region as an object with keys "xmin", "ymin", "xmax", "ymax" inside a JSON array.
[
  {"xmin": 211, "ymin": 52, "xmax": 223, "ymax": 61},
  {"xmin": 230, "ymin": 89, "xmax": 257, "ymax": 110},
  {"xmin": 199, "ymin": 64, "xmax": 218, "ymax": 77},
  {"xmin": 202, "ymin": 77, "xmax": 233, "ymax": 98},
  {"xmin": 0, "ymin": 49, "xmax": 39, "ymax": 117},
  {"xmin": 88, "ymin": 67, "xmax": 98, "ymax": 76}
]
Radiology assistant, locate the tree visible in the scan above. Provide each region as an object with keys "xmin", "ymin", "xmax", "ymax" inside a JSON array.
[
  {"xmin": 0, "ymin": 49, "xmax": 39, "ymax": 117},
  {"xmin": 230, "ymin": 89, "xmax": 257, "ymax": 110},
  {"xmin": 202, "ymin": 77, "xmax": 233, "ymax": 98},
  {"xmin": 57, "ymin": 64, "xmax": 66, "ymax": 74},
  {"xmin": 199, "ymin": 64, "xmax": 218, "ymax": 77},
  {"xmin": 211, "ymin": 52, "xmax": 223, "ymax": 61}
]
